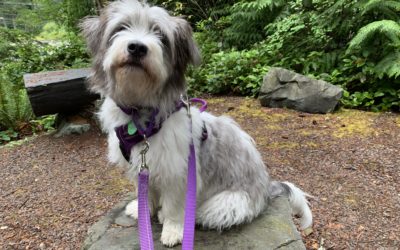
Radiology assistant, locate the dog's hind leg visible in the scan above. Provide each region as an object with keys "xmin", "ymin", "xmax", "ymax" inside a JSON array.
[{"xmin": 196, "ymin": 190, "xmax": 263, "ymax": 230}]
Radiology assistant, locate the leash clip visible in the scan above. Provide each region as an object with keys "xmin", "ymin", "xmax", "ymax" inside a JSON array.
[{"xmin": 139, "ymin": 135, "xmax": 150, "ymax": 172}]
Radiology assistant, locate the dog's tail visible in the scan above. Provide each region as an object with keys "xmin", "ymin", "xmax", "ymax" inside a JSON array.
[{"xmin": 270, "ymin": 181, "xmax": 313, "ymax": 229}]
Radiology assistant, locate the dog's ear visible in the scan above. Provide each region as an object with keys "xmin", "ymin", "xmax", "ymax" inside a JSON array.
[
  {"xmin": 80, "ymin": 17, "xmax": 102, "ymax": 55},
  {"xmin": 173, "ymin": 18, "xmax": 201, "ymax": 70}
]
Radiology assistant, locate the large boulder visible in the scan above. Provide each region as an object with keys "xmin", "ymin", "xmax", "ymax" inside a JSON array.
[
  {"xmin": 82, "ymin": 194, "xmax": 306, "ymax": 250},
  {"xmin": 259, "ymin": 67, "xmax": 343, "ymax": 113}
]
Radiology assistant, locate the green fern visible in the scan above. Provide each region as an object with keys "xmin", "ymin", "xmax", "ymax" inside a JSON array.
[
  {"xmin": 0, "ymin": 74, "xmax": 34, "ymax": 130},
  {"xmin": 374, "ymin": 51, "xmax": 400, "ymax": 78},
  {"xmin": 225, "ymin": 0, "xmax": 288, "ymax": 47},
  {"xmin": 362, "ymin": 0, "xmax": 400, "ymax": 19},
  {"xmin": 347, "ymin": 20, "xmax": 400, "ymax": 79},
  {"xmin": 348, "ymin": 20, "xmax": 400, "ymax": 51}
]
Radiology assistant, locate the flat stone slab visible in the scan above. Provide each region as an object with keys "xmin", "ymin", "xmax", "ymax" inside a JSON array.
[
  {"xmin": 82, "ymin": 194, "xmax": 305, "ymax": 250},
  {"xmin": 54, "ymin": 114, "xmax": 91, "ymax": 138}
]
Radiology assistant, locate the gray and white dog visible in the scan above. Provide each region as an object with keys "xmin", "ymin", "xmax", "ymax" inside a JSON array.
[{"xmin": 81, "ymin": 0, "xmax": 312, "ymax": 247}]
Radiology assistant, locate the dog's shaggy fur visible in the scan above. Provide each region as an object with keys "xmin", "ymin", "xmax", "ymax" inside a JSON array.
[{"xmin": 81, "ymin": 0, "xmax": 312, "ymax": 247}]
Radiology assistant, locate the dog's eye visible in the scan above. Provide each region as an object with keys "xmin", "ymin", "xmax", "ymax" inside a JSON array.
[
  {"xmin": 115, "ymin": 26, "xmax": 126, "ymax": 33},
  {"xmin": 111, "ymin": 26, "xmax": 127, "ymax": 37},
  {"xmin": 151, "ymin": 25, "xmax": 161, "ymax": 34}
]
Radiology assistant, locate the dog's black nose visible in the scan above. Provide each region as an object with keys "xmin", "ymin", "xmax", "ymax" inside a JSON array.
[{"xmin": 127, "ymin": 42, "xmax": 148, "ymax": 57}]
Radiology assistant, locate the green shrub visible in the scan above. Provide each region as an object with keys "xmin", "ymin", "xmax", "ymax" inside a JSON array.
[
  {"xmin": 0, "ymin": 27, "xmax": 89, "ymax": 132},
  {"xmin": 0, "ymin": 74, "xmax": 33, "ymax": 131},
  {"xmin": 189, "ymin": 48, "xmax": 269, "ymax": 96},
  {"xmin": 188, "ymin": 0, "xmax": 400, "ymax": 111}
]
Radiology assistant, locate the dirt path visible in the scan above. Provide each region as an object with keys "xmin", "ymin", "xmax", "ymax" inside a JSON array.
[{"xmin": 1, "ymin": 96, "xmax": 399, "ymax": 249}]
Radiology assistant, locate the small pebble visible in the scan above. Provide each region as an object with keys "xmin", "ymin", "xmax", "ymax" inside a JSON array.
[{"xmin": 39, "ymin": 243, "xmax": 46, "ymax": 250}]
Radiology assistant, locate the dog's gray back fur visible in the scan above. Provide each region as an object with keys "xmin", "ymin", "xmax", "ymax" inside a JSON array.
[{"xmin": 199, "ymin": 114, "xmax": 270, "ymax": 206}]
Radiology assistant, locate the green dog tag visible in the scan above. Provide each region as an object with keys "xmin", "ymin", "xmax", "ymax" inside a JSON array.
[{"xmin": 127, "ymin": 121, "xmax": 137, "ymax": 135}]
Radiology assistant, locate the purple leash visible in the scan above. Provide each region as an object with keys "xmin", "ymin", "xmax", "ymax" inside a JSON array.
[
  {"xmin": 137, "ymin": 140, "xmax": 154, "ymax": 250},
  {"xmin": 182, "ymin": 98, "xmax": 207, "ymax": 250},
  {"xmin": 138, "ymin": 170, "xmax": 154, "ymax": 250},
  {"xmin": 135, "ymin": 98, "xmax": 207, "ymax": 250}
]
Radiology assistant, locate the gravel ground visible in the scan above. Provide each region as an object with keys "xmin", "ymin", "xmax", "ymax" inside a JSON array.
[{"xmin": 1, "ymin": 96, "xmax": 399, "ymax": 249}]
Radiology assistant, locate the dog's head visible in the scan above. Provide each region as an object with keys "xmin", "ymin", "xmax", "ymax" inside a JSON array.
[{"xmin": 80, "ymin": 0, "xmax": 200, "ymax": 107}]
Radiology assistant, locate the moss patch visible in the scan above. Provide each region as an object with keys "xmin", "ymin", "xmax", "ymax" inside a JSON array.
[
  {"xmin": 330, "ymin": 109, "xmax": 379, "ymax": 138},
  {"xmin": 232, "ymin": 98, "xmax": 290, "ymax": 127},
  {"xmin": 395, "ymin": 116, "xmax": 400, "ymax": 128},
  {"xmin": 101, "ymin": 168, "xmax": 131, "ymax": 196}
]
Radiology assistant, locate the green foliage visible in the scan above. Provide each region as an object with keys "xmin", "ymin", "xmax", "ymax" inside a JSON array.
[
  {"xmin": 223, "ymin": 0, "xmax": 289, "ymax": 48},
  {"xmin": 0, "ymin": 26, "xmax": 89, "ymax": 135},
  {"xmin": 12, "ymin": 0, "xmax": 96, "ymax": 34},
  {"xmin": 0, "ymin": 73, "xmax": 33, "ymax": 131},
  {"xmin": 0, "ymin": 129, "xmax": 19, "ymax": 144},
  {"xmin": 348, "ymin": 20, "xmax": 400, "ymax": 50},
  {"xmin": 361, "ymin": 0, "xmax": 400, "ymax": 18},
  {"xmin": 347, "ymin": 20, "xmax": 400, "ymax": 79},
  {"xmin": 189, "ymin": 48, "xmax": 269, "ymax": 96},
  {"xmin": 188, "ymin": 0, "xmax": 400, "ymax": 111},
  {"xmin": 374, "ymin": 52, "xmax": 400, "ymax": 79},
  {"xmin": 0, "ymin": 27, "xmax": 90, "ymax": 90},
  {"xmin": 36, "ymin": 22, "xmax": 75, "ymax": 41},
  {"xmin": 149, "ymin": 0, "xmax": 231, "ymax": 24}
]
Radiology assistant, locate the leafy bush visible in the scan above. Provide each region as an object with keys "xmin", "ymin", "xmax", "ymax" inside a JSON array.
[
  {"xmin": 14, "ymin": 0, "xmax": 96, "ymax": 33},
  {"xmin": 188, "ymin": 0, "xmax": 400, "ymax": 111},
  {"xmin": 223, "ymin": 0, "xmax": 289, "ymax": 48},
  {"xmin": 189, "ymin": 48, "xmax": 269, "ymax": 96},
  {"xmin": 0, "ymin": 73, "xmax": 33, "ymax": 131},
  {"xmin": 0, "ymin": 27, "xmax": 89, "ymax": 134}
]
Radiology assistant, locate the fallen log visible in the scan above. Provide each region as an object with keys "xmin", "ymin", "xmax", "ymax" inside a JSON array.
[{"xmin": 24, "ymin": 68, "xmax": 99, "ymax": 116}]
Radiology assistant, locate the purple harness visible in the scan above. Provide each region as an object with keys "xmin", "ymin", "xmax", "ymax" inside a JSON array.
[
  {"xmin": 115, "ymin": 99, "xmax": 207, "ymax": 161},
  {"xmin": 115, "ymin": 98, "xmax": 207, "ymax": 250}
]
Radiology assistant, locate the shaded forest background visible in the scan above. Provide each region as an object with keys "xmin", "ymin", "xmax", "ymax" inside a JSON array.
[{"xmin": 0, "ymin": 0, "xmax": 399, "ymax": 143}]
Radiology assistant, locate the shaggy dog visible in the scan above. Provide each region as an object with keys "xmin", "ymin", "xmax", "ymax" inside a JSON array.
[{"xmin": 81, "ymin": 0, "xmax": 312, "ymax": 247}]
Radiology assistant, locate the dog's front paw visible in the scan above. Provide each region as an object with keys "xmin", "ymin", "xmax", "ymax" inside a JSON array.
[
  {"xmin": 160, "ymin": 220, "xmax": 183, "ymax": 247},
  {"xmin": 125, "ymin": 200, "xmax": 138, "ymax": 219}
]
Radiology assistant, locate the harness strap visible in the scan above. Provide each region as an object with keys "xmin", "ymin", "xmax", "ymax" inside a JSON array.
[{"xmin": 115, "ymin": 99, "xmax": 207, "ymax": 161}]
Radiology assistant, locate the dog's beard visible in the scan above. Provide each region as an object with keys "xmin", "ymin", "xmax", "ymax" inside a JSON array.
[{"xmin": 111, "ymin": 66, "xmax": 160, "ymax": 107}]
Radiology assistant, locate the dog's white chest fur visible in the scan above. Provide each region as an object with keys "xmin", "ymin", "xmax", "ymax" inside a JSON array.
[{"xmin": 99, "ymin": 97, "xmax": 204, "ymax": 190}]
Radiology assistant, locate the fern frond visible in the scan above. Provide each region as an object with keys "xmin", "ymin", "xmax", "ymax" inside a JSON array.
[
  {"xmin": 362, "ymin": 0, "xmax": 400, "ymax": 16},
  {"xmin": 236, "ymin": 0, "xmax": 285, "ymax": 12},
  {"xmin": 348, "ymin": 20, "xmax": 400, "ymax": 52},
  {"xmin": 321, "ymin": 0, "xmax": 350, "ymax": 17},
  {"xmin": 0, "ymin": 75, "xmax": 33, "ymax": 129},
  {"xmin": 17, "ymin": 89, "xmax": 34, "ymax": 123},
  {"xmin": 374, "ymin": 51, "xmax": 400, "ymax": 78}
]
